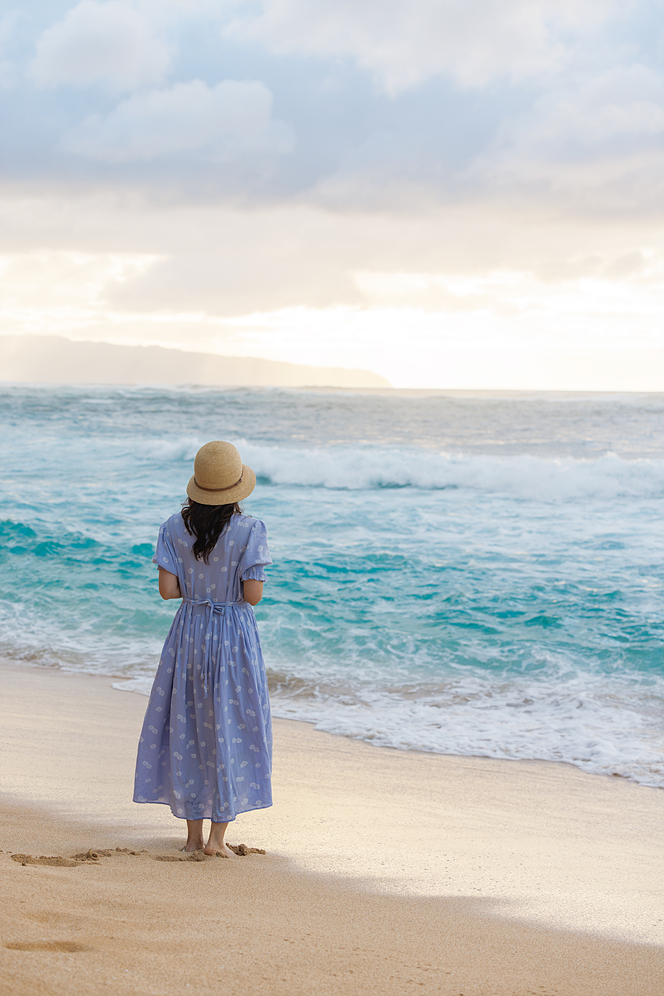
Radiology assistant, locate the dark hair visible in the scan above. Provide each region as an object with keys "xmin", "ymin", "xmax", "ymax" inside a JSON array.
[{"xmin": 181, "ymin": 499, "xmax": 242, "ymax": 563}]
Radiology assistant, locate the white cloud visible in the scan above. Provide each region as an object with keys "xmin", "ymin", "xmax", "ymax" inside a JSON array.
[
  {"xmin": 0, "ymin": 250, "xmax": 159, "ymax": 311},
  {"xmin": 225, "ymin": 0, "xmax": 614, "ymax": 93},
  {"xmin": 511, "ymin": 65, "xmax": 664, "ymax": 149},
  {"xmin": 31, "ymin": 1, "xmax": 172, "ymax": 91},
  {"xmin": 469, "ymin": 65, "xmax": 664, "ymax": 210},
  {"xmin": 59, "ymin": 78, "xmax": 294, "ymax": 161}
]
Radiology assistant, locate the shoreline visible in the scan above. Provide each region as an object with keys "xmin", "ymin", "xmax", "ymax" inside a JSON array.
[
  {"xmin": 8, "ymin": 655, "xmax": 660, "ymax": 792},
  {"xmin": 1, "ymin": 659, "xmax": 663, "ymax": 995},
  {"xmin": 24, "ymin": 658, "xmax": 664, "ymax": 791}
]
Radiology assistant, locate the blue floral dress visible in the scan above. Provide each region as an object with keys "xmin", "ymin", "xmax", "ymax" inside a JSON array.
[{"xmin": 134, "ymin": 512, "xmax": 272, "ymax": 823}]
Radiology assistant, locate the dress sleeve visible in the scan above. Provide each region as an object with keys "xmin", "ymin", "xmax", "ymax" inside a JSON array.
[
  {"xmin": 152, "ymin": 520, "xmax": 179, "ymax": 574},
  {"xmin": 239, "ymin": 519, "xmax": 272, "ymax": 582}
]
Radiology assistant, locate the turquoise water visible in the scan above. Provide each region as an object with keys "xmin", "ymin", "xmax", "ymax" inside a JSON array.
[{"xmin": 1, "ymin": 385, "xmax": 663, "ymax": 785}]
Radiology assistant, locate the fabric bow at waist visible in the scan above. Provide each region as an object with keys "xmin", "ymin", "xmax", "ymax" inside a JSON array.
[
  {"xmin": 182, "ymin": 597, "xmax": 244, "ymax": 696},
  {"xmin": 183, "ymin": 597, "xmax": 242, "ymax": 610}
]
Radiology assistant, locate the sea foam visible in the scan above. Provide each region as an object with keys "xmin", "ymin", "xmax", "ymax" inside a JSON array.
[{"xmin": 238, "ymin": 442, "xmax": 664, "ymax": 500}]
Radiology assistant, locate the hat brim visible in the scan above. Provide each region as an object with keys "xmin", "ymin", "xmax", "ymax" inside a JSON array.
[{"xmin": 186, "ymin": 464, "xmax": 256, "ymax": 506}]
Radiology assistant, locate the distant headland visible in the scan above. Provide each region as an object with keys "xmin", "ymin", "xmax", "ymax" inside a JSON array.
[{"xmin": 0, "ymin": 335, "xmax": 390, "ymax": 389}]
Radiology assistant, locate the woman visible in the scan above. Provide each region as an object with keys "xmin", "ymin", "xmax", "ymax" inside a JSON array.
[{"xmin": 134, "ymin": 440, "xmax": 272, "ymax": 857}]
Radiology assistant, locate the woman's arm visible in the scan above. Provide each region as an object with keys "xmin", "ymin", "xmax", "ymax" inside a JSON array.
[
  {"xmin": 158, "ymin": 568, "xmax": 182, "ymax": 600},
  {"xmin": 242, "ymin": 580, "xmax": 263, "ymax": 606}
]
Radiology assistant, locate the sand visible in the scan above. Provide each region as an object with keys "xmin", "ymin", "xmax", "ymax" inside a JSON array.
[{"xmin": 0, "ymin": 661, "xmax": 662, "ymax": 996}]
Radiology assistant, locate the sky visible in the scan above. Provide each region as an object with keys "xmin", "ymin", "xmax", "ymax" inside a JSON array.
[{"xmin": 0, "ymin": 0, "xmax": 663, "ymax": 389}]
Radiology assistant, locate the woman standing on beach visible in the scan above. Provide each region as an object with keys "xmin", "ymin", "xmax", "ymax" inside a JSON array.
[{"xmin": 134, "ymin": 441, "xmax": 272, "ymax": 857}]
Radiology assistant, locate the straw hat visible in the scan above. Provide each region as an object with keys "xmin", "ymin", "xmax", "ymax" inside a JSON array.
[{"xmin": 186, "ymin": 441, "xmax": 256, "ymax": 505}]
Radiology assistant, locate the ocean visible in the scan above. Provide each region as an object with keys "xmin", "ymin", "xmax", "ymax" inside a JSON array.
[{"xmin": 1, "ymin": 384, "xmax": 662, "ymax": 787}]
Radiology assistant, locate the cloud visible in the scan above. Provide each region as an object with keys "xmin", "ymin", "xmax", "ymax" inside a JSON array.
[
  {"xmin": 1, "ymin": 190, "xmax": 661, "ymax": 312},
  {"xmin": 1, "ymin": 1, "xmax": 662, "ymax": 390},
  {"xmin": 225, "ymin": 0, "xmax": 614, "ymax": 94},
  {"xmin": 469, "ymin": 64, "xmax": 664, "ymax": 212},
  {"xmin": 503, "ymin": 65, "xmax": 664, "ymax": 151},
  {"xmin": 2, "ymin": 0, "xmax": 656, "ymax": 219},
  {"xmin": 76, "ymin": 198, "xmax": 660, "ymax": 317},
  {"xmin": 59, "ymin": 78, "xmax": 294, "ymax": 162},
  {"xmin": 30, "ymin": 1, "xmax": 172, "ymax": 91},
  {"xmin": 0, "ymin": 249, "xmax": 158, "ymax": 310}
]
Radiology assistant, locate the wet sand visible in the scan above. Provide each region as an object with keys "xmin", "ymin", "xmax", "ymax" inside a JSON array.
[{"xmin": 1, "ymin": 660, "xmax": 663, "ymax": 995}]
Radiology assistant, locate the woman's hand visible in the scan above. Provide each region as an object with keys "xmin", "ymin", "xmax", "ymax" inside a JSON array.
[
  {"xmin": 242, "ymin": 580, "xmax": 263, "ymax": 606},
  {"xmin": 158, "ymin": 569, "xmax": 182, "ymax": 600}
]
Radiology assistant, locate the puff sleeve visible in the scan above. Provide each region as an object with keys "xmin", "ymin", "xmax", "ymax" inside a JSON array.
[
  {"xmin": 153, "ymin": 519, "xmax": 179, "ymax": 574},
  {"xmin": 238, "ymin": 518, "xmax": 272, "ymax": 582}
]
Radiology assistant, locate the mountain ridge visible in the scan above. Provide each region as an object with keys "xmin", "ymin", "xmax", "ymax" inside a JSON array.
[{"xmin": 0, "ymin": 335, "xmax": 390, "ymax": 388}]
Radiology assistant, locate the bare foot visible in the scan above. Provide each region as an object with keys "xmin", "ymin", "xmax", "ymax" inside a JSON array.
[
  {"xmin": 203, "ymin": 842, "xmax": 235, "ymax": 858},
  {"xmin": 181, "ymin": 839, "xmax": 204, "ymax": 853}
]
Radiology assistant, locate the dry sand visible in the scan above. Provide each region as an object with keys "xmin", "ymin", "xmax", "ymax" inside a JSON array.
[{"xmin": 0, "ymin": 660, "xmax": 662, "ymax": 996}]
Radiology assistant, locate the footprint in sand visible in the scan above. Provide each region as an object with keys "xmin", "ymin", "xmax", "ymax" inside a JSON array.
[
  {"xmin": 71, "ymin": 849, "xmax": 113, "ymax": 861},
  {"xmin": 4, "ymin": 941, "xmax": 89, "ymax": 952},
  {"xmin": 11, "ymin": 855, "xmax": 79, "ymax": 868},
  {"xmin": 10, "ymin": 847, "xmax": 148, "ymax": 867},
  {"xmin": 228, "ymin": 843, "xmax": 266, "ymax": 856},
  {"xmin": 10, "ymin": 846, "xmax": 264, "ymax": 867},
  {"xmin": 156, "ymin": 851, "xmax": 207, "ymax": 862}
]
